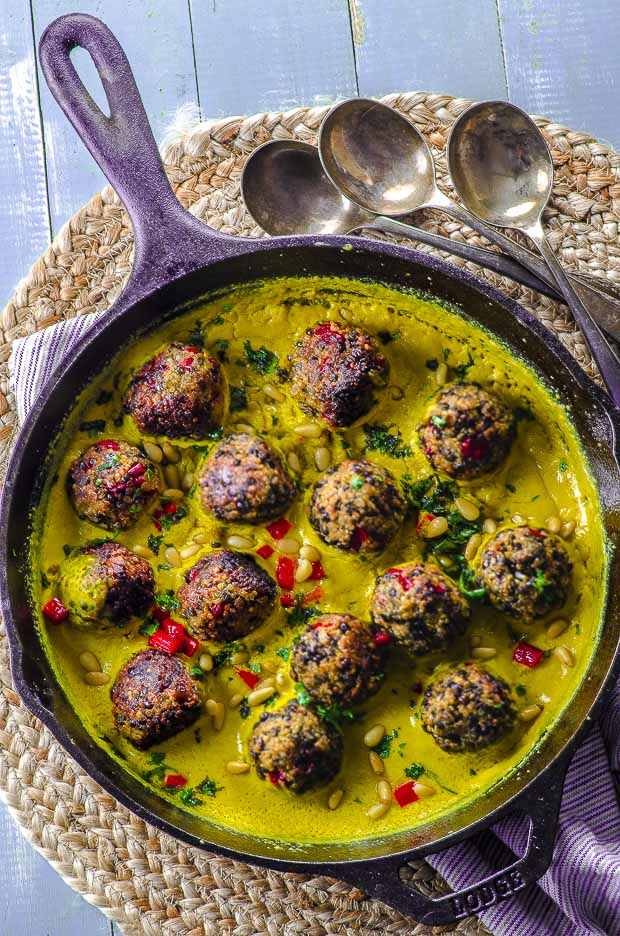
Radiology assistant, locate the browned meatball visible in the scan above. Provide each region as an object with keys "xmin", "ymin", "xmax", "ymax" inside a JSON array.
[
  {"xmin": 421, "ymin": 664, "xmax": 515, "ymax": 752},
  {"xmin": 477, "ymin": 525, "xmax": 572, "ymax": 622},
  {"xmin": 370, "ymin": 562, "xmax": 470, "ymax": 655},
  {"xmin": 290, "ymin": 613, "xmax": 386, "ymax": 707},
  {"xmin": 124, "ymin": 342, "xmax": 225, "ymax": 439},
  {"xmin": 59, "ymin": 542, "xmax": 154, "ymax": 628},
  {"xmin": 199, "ymin": 433, "xmax": 295, "ymax": 524},
  {"xmin": 111, "ymin": 649, "xmax": 202, "ymax": 749},
  {"xmin": 68, "ymin": 440, "xmax": 161, "ymax": 531},
  {"xmin": 419, "ymin": 383, "xmax": 515, "ymax": 479},
  {"xmin": 178, "ymin": 549, "xmax": 277, "ymax": 642},
  {"xmin": 309, "ymin": 459, "xmax": 404, "ymax": 552},
  {"xmin": 248, "ymin": 700, "xmax": 343, "ymax": 792},
  {"xmin": 289, "ymin": 321, "xmax": 389, "ymax": 427}
]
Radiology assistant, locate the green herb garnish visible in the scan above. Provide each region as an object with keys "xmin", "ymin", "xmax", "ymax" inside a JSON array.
[
  {"xmin": 276, "ymin": 647, "xmax": 290, "ymax": 662},
  {"xmin": 139, "ymin": 619, "xmax": 159, "ymax": 637},
  {"xmin": 79, "ymin": 419, "xmax": 107, "ymax": 435},
  {"xmin": 559, "ymin": 460, "xmax": 568, "ymax": 472},
  {"xmin": 154, "ymin": 591, "xmax": 180, "ymax": 612},
  {"xmin": 404, "ymin": 762, "xmax": 425, "ymax": 780},
  {"xmin": 179, "ymin": 787, "xmax": 203, "ymax": 806},
  {"xmin": 373, "ymin": 728, "xmax": 399, "ymax": 759},
  {"xmin": 295, "ymin": 683, "xmax": 313, "ymax": 705},
  {"xmin": 230, "ymin": 386, "xmax": 248, "ymax": 412},
  {"xmin": 243, "ymin": 340, "xmax": 279, "ymax": 374},
  {"xmin": 363, "ymin": 423, "xmax": 412, "ymax": 459},
  {"xmin": 147, "ymin": 533, "xmax": 163, "ymax": 555},
  {"xmin": 197, "ymin": 776, "xmax": 222, "ymax": 798}
]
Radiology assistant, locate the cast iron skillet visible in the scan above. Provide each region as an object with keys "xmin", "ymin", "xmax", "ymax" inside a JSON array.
[{"xmin": 1, "ymin": 13, "xmax": 619, "ymax": 926}]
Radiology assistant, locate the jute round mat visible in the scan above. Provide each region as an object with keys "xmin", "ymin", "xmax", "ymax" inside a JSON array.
[{"xmin": 1, "ymin": 92, "xmax": 619, "ymax": 935}]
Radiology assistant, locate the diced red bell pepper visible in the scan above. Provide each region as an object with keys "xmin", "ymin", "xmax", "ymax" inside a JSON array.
[
  {"xmin": 309, "ymin": 560, "xmax": 326, "ymax": 580},
  {"xmin": 163, "ymin": 618, "xmax": 185, "ymax": 640},
  {"xmin": 97, "ymin": 440, "xmax": 121, "ymax": 450},
  {"xmin": 210, "ymin": 602, "xmax": 225, "ymax": 618},
  {"xmin": 164, "ymin": 502, "xmax": 177, "ymax": 515},
  {"xmin": 268, "ymin": 769, "xmax": 286, "ymax": 786},
  {"xmin": 312, "ymin": 322, "xmax": 345, "ymax": 343},
  {"xmin": 180, "ymin": 356, "xmax": 195, "ymax": 369},
  {"xmin": 374, "ymin": 630, "xmax": 391, "ymax": 646},
  {"xmin": 235, "ymin": 667, "xmax": 261, "ymax": 689},
  {"xmin": 388, "ymin": 567, "xmax": 413, "ymax": 591},
  {"xmin": 185, "ymin": 346, "xmax": 201, "ymax": 354},
  {"xmin": 127, "ymin": 462, "xmax": 146, "ymax": 477},
  {"xmin": 351, "ymin": 526, "xmax": 369, "ymax": 551},
  {"xmin": 276, "ymin": 556, "xmax": 295, "ymax": 590},
  {"xmin": 280, "ymin": 594, "xmax": 296, "ymax": 607},
  {"xmin": 164, "ymin": 774, "xmax": 187, "ymax": 788},
  {"xmin": 311, "ymin": 617, "xmax": 333, "ymax": 629},
  {"xmin": 148, "ymin": 630, "xmax": 184, "ymax": 654},
  {"xmin": 513, "ymin": 641, "xmax": 543, "ymax": 668},
  {"xmin": 256, "ymin": 544, "xmax": 275, "ymax": 560},
  {"xmin": 303, "ymin": 585, "xmax": 323, "ymax": 605},
  {"xmin": 266, "ymin": 517, "xmax": 292, "ymax": 540},
  {"xmin": 393, "ymin": 780, "xmax": 420, "ymax": 808},
  {"xmin": 460, "ymin": 437, "xmax": 489, "ymax": 460},
  {"xmin": 183, "ymin": 635, "xmax": 200, "ymax": 657},
  {"xmin": 528, "ymin": 527, "xmax": 545, "ymax": 539},
  {"xmin": 42, "ymin": 597, "xmax": 69, "ymax": 623}
]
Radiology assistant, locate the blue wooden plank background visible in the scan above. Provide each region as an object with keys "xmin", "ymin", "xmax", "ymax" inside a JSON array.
[{"xmin": 0, "ymin": 1, "xmax": 619, "ymax": 932}]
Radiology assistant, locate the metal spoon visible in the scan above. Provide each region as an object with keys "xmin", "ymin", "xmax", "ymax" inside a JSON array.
[
  {"xmin": 448, "ymin": 100, "xmax": 620, "ymax": 406},
  {"xmin": 317, "ymin": 98, "xmax": 620, "ymax": 343},
  {"xmin": 241, "ymin": 140, "xmax": 602, "ymax": 311}
]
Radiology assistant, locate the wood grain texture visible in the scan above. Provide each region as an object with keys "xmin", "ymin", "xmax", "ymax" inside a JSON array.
[
  {"xmin": 497, "ymin": 0, "xmax": 620, "ymax": 148},
  {"xmin": 32, "ymin": 0, "xmax": 199, "ymax": 233},
  {"xmin": 351, "ymin": 0, "xmax": 508, "ymax": 100},
  {"xmin": 0, "ymin": 0, "xmax": 51, "ymax": 310},
  {"xmin": 190, "ymin": 0, "xmax": 358, "ymax": 116}
]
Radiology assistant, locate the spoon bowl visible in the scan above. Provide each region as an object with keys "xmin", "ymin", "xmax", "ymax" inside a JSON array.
[{"xmin": 241, "ymin": 139, "xmax": 369, "ymax": 236}]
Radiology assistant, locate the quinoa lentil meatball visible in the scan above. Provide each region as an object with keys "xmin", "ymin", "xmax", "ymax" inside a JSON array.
[
  {"xmin": 309, "ymin": 459, "xmax": 404, "ymax": 553},
  {"xmin": 248, "ymin": 700, "xmax": 343, "ymax": 792},
  {"xmin": 290, "ymin": 613, "xmax": 386, "ymax": 707},
  {"xmin": 124, "ymin": 342, "xmax": 225, "ymax": 439},
  {"xmin": 68, "ymin": 440, "xmax": 161, "ymax": 531},
  {"xmin": 477, "ymin": 525, "xmax": 572, "ymax": 622},
  {"xmin": 289, "ymin": 321, "xmax": 389, "ymax": 427},
  {"xmin": 199, "ymin": 433, "xmax": 294, "ymax": 524},
  {"xmin": 421, "ymin": 663, "xmax": 515, "ymax": 752},
  {"xmin": 370, "ymin": 562, "xmax": 470, "ymax": 655},
  {"xmin": 178, "ymin": 549, "xmax": 276, "ymax": 642},
  {"xmin": 58, "ymin": 542, "xmax": 154, "ymax": 628},
  {"xmin": 111, "ymin": 648, "xmax": 202, "ymax": 750},
  {"xmin": 419, "ymin": 383, "xmax": 515, "ymax": 480}
]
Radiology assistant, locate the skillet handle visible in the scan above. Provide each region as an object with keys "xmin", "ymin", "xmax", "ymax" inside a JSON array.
[
  {"xmin": 38, "ymin": 14, "xmax": 244, "ymax": 296},
  {"xmin": 327, "ymin": 751, "xmax": 569, "ymax": 926}
]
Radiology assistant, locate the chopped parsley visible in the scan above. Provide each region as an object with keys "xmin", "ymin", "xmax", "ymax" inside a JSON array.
[
  {"xmin": 425, "ymin": 358, "xmax": 439, "ymax": 371},
  {"xmin": 285, "ymin": 598, "xmax": 320, "ymax": 629},
  {"xmin": 143, "ymin": 751, "xmax": 168, "ymax": 783},
  {"xmin": 404, "ymin": 761, "xmax": 425, "ymax": 780},
  {"xmin": 230, "ymin": 385, "xmax": 248, "ymax": 412},
  {"xmin": 190, "ymin": 665, "xmax": 206, "ymax": 680},
  {"xmin": 139, "ymin": 619, "xmax": 159, "ymax": 637},
  {"xmin": 351, "ymin": 475, "xmax": 363, "ymax": 490},
  {"xmin": 239, "ymin": 699, "xmax": 251, "ymax": 719},
  {"xmin": 159, "ymin": 504, "xmax": 187, "ymax": 531},
  {"xmin": 458, "ymin": 566, "xmax": 486, "ymax": 600},
  {"xmin": 243, "ymin": 340, "xmax": 279, "ymax": 375},
  {"xmin": 213, "ymin": 338, "xmax": 229, "ymax": 363},
  {"xmin": 533, "ymin": 568, "xmax": 557, "ymax": 606},
  {"xmin": 79, "ymin": 419, "xmax": 106, "ymax": 435},
  {"xmin": 559, "ymin": 460, "xmax": 569, "ymax": 472},
  {"xmin": 373, "ymin": 728, "xmax": 399, "ymax": 759},
  {"xmin": 316, "ymin": 702, "xmax": 356, "ymax": 729},
  {"xmin": 276, "ymin": 647, "xmax": 290, "ymax": 662},
  {"xmin": 431, "ymin": 414, "xmax": 446, "ymax": 428},
  {"xmin": 197, "ymin": 776, "xmax": 222, "ymax": 798},
  {"xmin": 154, "ymin": 591, "xmax": 180, "ymax": 613},
  {"xmin": 452, "ymin": 352, "xmax": 475, "ymax": 379},
  {"xmin": 363, "ymin": 423, "xmax": 412, "ymax": 459},
  {"xmin": 295, "ymin": 683, "xmax": 313, "ymax": 705},
  {"xmin": 95, "ymin": 389, "xmax": 113, "ymax": 405},
  {"xmin": 147, "ymin": 533, "xmax": 163, "ymax": 555},
  {"xmin": 515, "ymin": 684, "xmax": 527, "ymax": 697},
  {"xmin": 179, "ymin": 787, "xmax": 203, "ymax": 807}
]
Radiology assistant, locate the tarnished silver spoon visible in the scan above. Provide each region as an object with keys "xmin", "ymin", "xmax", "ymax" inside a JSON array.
[
  {"xmin": 241, "ymin": 140, "xmax": 583, "ymax": 306},
  {"xmin": 448, "ymin": 100, "xmax": 620, "ymax": 406},
  {"xmin": 317, "ymin": 98, "xmax": 620, "ymax": 345}
]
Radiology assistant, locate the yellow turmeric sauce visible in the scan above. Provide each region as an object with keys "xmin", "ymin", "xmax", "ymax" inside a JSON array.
[{"xmin": 31, "ymin": 276, "xmax": 606, "ymax": 845}]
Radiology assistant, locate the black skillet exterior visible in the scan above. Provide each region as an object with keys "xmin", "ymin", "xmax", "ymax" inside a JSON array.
[{"xmin": 1, "ymin": 13, "xmax": 619, "ymax": 927}]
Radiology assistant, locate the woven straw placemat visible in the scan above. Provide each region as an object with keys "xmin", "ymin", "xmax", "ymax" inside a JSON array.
[{"xmin": 1, "ymin": 92, "xmax": 619, "ymax": 936}]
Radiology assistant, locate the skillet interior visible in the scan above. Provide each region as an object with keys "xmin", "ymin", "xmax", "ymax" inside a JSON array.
[{"xmin": 3, "ymin": 238, "xmax": 620, "ymax": 866}]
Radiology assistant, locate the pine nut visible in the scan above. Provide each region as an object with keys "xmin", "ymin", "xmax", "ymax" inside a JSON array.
[
  {"xmin": 248, "ymin": 686, "xmax": 276, "ymax": 706},
  {"xmin": 78, "ymin": 651, "xmax": 101, "ymax": 672},
  {"xmin": 300, "ymin": 544, "xmax": 321, "ymax": 561},
  {"xmin": 512, "ymin": 513, "xmax": 525, "ymax": 524},
  {"xmin": 464, "ymin": 533, "xmax": 482, "ymax": 561},
  {"xmin": 367, "ymin": 801, "xmax": 390, "ymax": 820},
  {"xmin": 231, "ymin": 651, "xmax": 249, "ymax": 665},
  {"xmin": 455, "ymin": 497, "xmax": 479, "ymax": 521},
  {"xmin": 364, "ymin": 724, "xmax": 385, "ymax": 748},
  {"xmin": 519, "ymin": 704, "xmax": 543, "ymax": 722},
  {"xmin": 199, "ymin": 653, "xmax": 213, "ymax": 672},
  {"xmin": 414, "ymin": 782, "xmax": 436, "ymax": 797},
  {"xmin": 144, "ymin": 442, "xmax": 163, "ymax": 464},
  {"xmin": 561, "ymin": 520, "xmax": 576, "ymax": 539},
  {"xmin": 547, "ymin": 618, "xmax": 569, "ymax": 639},
  {"xmin": 328, "ymin": 788, "xmax": 344, "ymax": 810},
  {"xmin": 226, "ymin": 760, "xmax": 250, "ymax": 774},
  {"xmin": 264, "ymin": 384, "xmax": 285, "ymax": 402},
  {"xmin": 164, "ymin": 464, "xmax": 180, "ymax": 489},
  {"xmin": 132, "ymin": 543, "xmax": 152, "ymax": 558},
  {"xmin": 287, "ymin": 451, "xmax": 301, "ymax": 472},
  {"xmin": 227, "ymin": 534, "xmax": 254, "ymax": 549},
  {"xmin": 164, "ymin": 546, "xmax": 181, "ymax": 568},
  {"xmin": 193, "ymin": 532, "xmax": 208, "ymax": 544},
  {"xmin": 256, "ymin": 676, "xmax": 275, "ymax": 690},
  {"xmin": 471, "ymin": 646, "xmax": 497, "ymax": 660},
  {"xmin": 546, "ymin": 516, "xmax": 562, "ymax": 534},
  {"xmin": 483, "ymin": 518, "xmax": 497, "ymax": 534},
  {"xmin": 294, "ymin": 423, "xmax": 322, "ymax": 438},
  {"xmin": 368, "ymin": 751, "xmax": 384, "ymax": 775},
  {"xmin": 421, "ymin": 516, "xmax": 449, "ymax": 538},
  {"xmin": 84, "ymin": 671, "xmax": 109, "ymax": 686},
  {"xmin": 469, "ymin": 634, "xmax": 482, "ymax": 648},
  {"xmin": 278, "ymin": 537, "xmax": 300, "ymax": 555},
  {"xmin": 295, "ymin": 558, "xmax": 313, "ymax": 583},
  {"xmin": 229, "ymin": 693, "xmax": 243, "ymax": 708},
  {"xmin": 554, "ymin": 645, "xmax": 575, "ymax": 668},
  {"xmin": 235, "ymin": 423, "xmax": 255, "ymax": 433},
  {"xmin": 205, "ymin": 699, "xmax": 219, "ymax": 715},
  {"xmin": 314, "ymin": 446, "xmax": 330, "ymax": 471},
  {"xmin": 162, "ymin": 442, "xmax": 180, "ymax": 463},
  {"xmin": 212, "ymin": 702, "xmax": 226, "ymax": 731},
  {"xmin": 262, "ymin": 660, "xmax": 279, "ymax": 674},
  {"xmin": 182, "ymin": 471, "xmax": 194, "ymax": 491},
  {"xmin": 162, "ymin": 487, "xmax": 184, "ymax": 500},
  {"xmin": 376, "ymin": 779, "xmax": 392, "ymax": 804},
  {"xmin": 180, "ymin": 543, "xmax": 201, "ymax": 560},
  {"xmin": 338, "ymin": 306, "xmax": 353, "ymax": 321},
  {"xmin": 275, "ymin": 671, "xmax": 288, "ymax": 689},
  {"xmin": 436, "ymin": 362, "xmax": 448, "ymax": 385}
]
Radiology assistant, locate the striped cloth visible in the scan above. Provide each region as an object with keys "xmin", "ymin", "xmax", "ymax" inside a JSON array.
[{"xmin": 8, "ymin": 314, "xmax": 620, "ymax": 936}]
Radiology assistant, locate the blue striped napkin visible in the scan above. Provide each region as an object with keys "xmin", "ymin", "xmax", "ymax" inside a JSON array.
[{"xmin": 8, "ymin": 312, "xmax": 620, "ymax": 936}]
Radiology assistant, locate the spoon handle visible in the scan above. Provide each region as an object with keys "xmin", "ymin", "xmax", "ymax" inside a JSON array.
[{"xmin": 535, "ymin": 231, "xmax": 620, "ymax": 408}]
